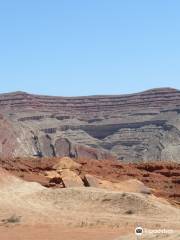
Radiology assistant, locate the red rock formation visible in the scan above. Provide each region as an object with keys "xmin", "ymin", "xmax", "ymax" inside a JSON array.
[{"xmin": 0, "ymin": 157, "xmax": 179, "ymax": 204}]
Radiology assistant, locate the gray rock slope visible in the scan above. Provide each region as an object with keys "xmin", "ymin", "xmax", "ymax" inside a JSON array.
[{"xmin": 0, "ymin": 88, "xmax": 180, "ymax": 162}]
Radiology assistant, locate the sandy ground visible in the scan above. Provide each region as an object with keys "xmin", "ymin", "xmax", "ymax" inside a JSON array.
[
  {"xmin": 0, "ymin": 224, "xmax": 180, "ymax": 240},
  {"xmin": 0, "ymin": 225, "xmax": 124, "ymax": 240}
]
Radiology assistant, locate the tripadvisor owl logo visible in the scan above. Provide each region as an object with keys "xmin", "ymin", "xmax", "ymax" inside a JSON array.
[{"xmin": 135, "ymin": 226, "xmax": 143, "ymax": 236}]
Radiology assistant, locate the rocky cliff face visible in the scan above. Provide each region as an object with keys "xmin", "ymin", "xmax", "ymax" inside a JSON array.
[{"xmin": 0, "ymin": 88, "xmax": 180, "ymax": 162}]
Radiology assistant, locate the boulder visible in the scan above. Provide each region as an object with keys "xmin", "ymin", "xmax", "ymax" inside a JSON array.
[
  {"xmin": 60, "ymin": 169, "xmax": 84, "ymax": 187},
  {"xmin": 83, "ymin": 174, "xmax": 100, "ymax": 187}
]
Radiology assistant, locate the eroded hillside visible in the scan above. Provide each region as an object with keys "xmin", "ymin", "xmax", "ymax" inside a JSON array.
[{"xmin": 0, "ymin": 88, "xmax": 180, "ymax": 161}]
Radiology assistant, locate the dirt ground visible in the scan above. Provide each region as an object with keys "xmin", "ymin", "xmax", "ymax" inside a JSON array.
[
  {"xmin": 0, "ymin": 224, "xmax": 180, "ymax": 240},
  {"xmin": 0, "ymin": 225, "xmax": 125, "ymax": 240}
]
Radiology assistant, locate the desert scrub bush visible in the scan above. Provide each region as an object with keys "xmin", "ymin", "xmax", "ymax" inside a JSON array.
[
  {"xmin": 79, "ymin": 220, "xmax": 88, "ymax": 227},
  {"xmin": 2, "ymin": 214, "xmax": 21, "ymax": 224},
  {"xmin": 124, "ymin": 209, "xmax": 135, "ymax": 215}
]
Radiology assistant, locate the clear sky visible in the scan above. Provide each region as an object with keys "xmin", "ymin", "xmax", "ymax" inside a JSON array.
[{"xmin": 0, "ymin": 0, "xmax": 180, "ymax": 96}]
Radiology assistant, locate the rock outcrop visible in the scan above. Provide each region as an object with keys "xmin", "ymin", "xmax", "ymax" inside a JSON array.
[
  {"xmin": 1, "ymin": 87, "xmax": 180, "ymax": 161},
  {"xmin": 53, "ymin": 157, "xmax": 81, "ymax": 171},
  {"xmin": 1, "ymin": 157, "xmax": 179, "ymax": 203}
]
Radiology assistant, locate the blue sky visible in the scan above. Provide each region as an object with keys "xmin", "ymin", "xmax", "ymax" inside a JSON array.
[{"xmin": 0, "ymin": 0, "xmax": 180, "ymax": 96}]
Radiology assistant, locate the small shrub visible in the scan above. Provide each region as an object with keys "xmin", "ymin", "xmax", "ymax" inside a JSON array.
[
  {"xmin": 122, "ymin": 193, "xmax": 126, "ymax": 197},
  {"xmin": 124, "ymin": 209, "xmax": 134, "ymax": 215},
  {"xmin": 5, "ymin": 215, "xmax": 21, "ymax": 224}
]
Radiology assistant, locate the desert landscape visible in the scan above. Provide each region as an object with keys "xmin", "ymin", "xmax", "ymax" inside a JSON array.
[
  {"xmin": 1, "ymin": 0, "xmax": 180, "ymax": 238},
  {"xmin": 0, "ymin": 88, "xmax": 180, "ymax": 239}
]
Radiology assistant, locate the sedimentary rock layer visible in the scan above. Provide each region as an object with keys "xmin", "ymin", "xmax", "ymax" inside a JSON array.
[{"xmin": 0, "ymin": 88, "xmax": 180, "ymax": 161}]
